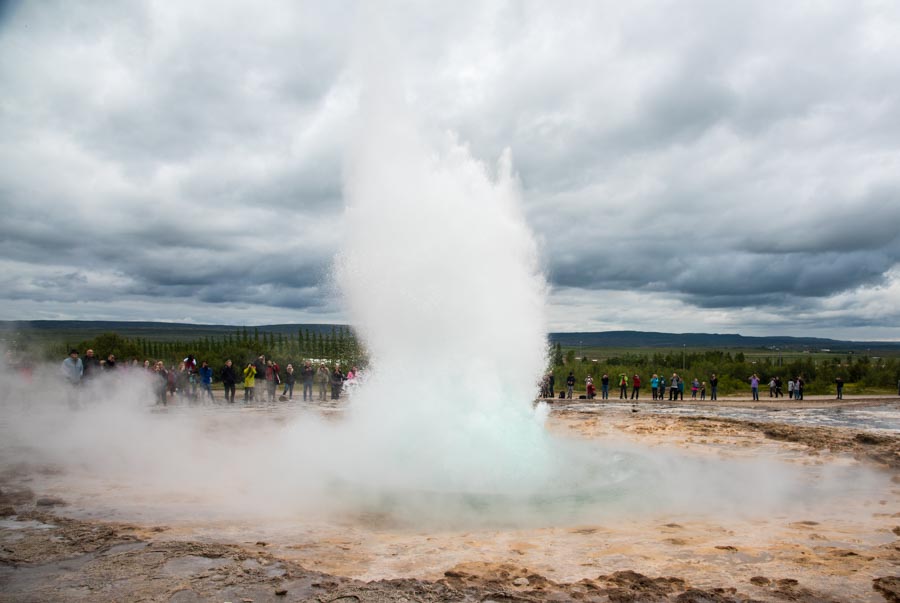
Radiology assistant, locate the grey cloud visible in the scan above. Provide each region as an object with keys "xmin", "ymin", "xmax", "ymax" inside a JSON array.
[{"xmin": 2, "ymin": 1, "xmax": 900, "ymax": 336}]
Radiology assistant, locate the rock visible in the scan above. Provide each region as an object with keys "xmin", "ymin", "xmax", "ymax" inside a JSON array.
[
  {"xmin": 513, "ymin": 577, "xmax": 529, "ymax": 587},
  {"xmin": 750, "ymin": 576, "xmax": 771, "ymax": 586},
  {"xmin": 35, "ymin": 496, "xmax": 67, "ymax": 507},
  {"xmin": 255, "ymin": 541, "xmax": 267, "ymax": 546},
  {"xmin": 855, "ymin": 432, "xmax": 891, "ymax": 445},
  {"xmin": 600, "ymin": 570, "xmax": 685, "ymax": 602},
  {"xmin": 0, "ymin": 506, "xmax": 16, "ymax": 516},
  {"xmin": 874, "ymin": 576, "xmax": 900, "ymax": 603},
  {"xmin": 0, "ymin": 487, "xmax": 34, "ymax": 505},
  {"xmin": 274, "ymin": 588, "xmax": 287, "ymax": 596},
  {"xmin": 674, "ymin": 588, "xmax": 735, "ymax": 603}
]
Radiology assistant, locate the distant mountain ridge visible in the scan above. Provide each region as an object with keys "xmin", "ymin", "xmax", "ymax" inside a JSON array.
[
  {"xmin": 0, "ymin": 320, "xmax": 345, "ymax": 343},
  {"xmin": 1, "ymin": 320, "xmax": 898, "ymax": 350},
  {"xmin": 549, "ymin": 330, "xmax": 900, "ymax": 351}
]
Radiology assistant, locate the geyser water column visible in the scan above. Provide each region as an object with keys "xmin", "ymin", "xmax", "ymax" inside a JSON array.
[{"xmin": 334, "ymin": 91, "xmax": 553, "ymax": 498}]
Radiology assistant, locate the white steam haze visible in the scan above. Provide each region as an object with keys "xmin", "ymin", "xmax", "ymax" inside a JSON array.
[{"xmin": 0, "ymin": 365, "xmax": 888, "ymax": 528}]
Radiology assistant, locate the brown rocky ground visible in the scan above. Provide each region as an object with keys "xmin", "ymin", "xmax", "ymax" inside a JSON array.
[{"xmin": 2, "ymin": 405, "xmax": 900, "ymax": 602}]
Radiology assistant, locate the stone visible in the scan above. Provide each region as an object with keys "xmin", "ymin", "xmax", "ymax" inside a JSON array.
[{"xmin": 35, "ymin": 496, "xmax": 67, "ymax": 507}]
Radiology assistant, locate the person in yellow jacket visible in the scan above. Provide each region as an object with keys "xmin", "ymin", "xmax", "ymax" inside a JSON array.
[{"xmin": 243, "ymin": 363, "xmax": 257, "ymax": 402}]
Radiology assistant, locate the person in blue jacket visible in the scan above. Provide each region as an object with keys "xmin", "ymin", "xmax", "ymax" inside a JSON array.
[{"xmin": 199, "ymin": 360, "xmax": 214, "ymax": 401}]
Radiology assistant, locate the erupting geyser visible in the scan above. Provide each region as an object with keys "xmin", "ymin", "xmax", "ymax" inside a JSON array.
[{"xmin": 333, "ymin": 88, "xmax": 554, "ymax": 497}]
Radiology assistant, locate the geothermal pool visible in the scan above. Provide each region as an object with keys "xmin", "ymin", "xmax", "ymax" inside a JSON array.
[
  {"xmin": 2, "ymin": 400, "xmax": 898, "ymax": 601},
  {"xmin": 556, "ymin": 399, "xmax": 900, "ymax": 431}
]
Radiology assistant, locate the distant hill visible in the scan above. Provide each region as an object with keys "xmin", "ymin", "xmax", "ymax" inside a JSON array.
[
  {"xmin": 548, "ymin": 330, "xmax": 900, "ymax": 351},
  {"xmin": 0, "ymin": 320, "xmax": 346, "ymax": 344},
  {"xmin": 1, "ymin": 321, "xmax": 898, "ymax": 351}
]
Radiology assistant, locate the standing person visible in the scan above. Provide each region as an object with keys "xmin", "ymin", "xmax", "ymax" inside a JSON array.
[
  {"xmin": 264, "ymin": 360, "xmax": 278, "ymax": 402},
  {"xmin": 691, "ymin": 378, "xmax": 700, "ymax": 399},
  {"xmin": 243, "ymin": 362, "xmax": 256, "ymax": 402},
  {"xmin": 301, "ymin": 361, "xmax": 314, "ymax": 401},
  {"xmin": 316, "ymin": 363, "xmax": 329, "ymax": 400},
  {"xmin": 254, "ymin": 355, "xmax": 266, "ymax": 380},
  {"xmin": 601, "ymin": 373, "xmax": 610, "ymax": 400},
  {"xmin": 677, "ymin": 376, "xmax": 685, "ymax": 400},
  {"xmin": 795, "ymin": 375, "xmax": 804, "ymax": 400},
  {"xmin": 630, "ymin": 374, "xmax": 641, "ymax": 399},
  {"xmin": 749, "ymin": 374, "xmax": 760, "ymax": 400},
  {"xmin": 61, "ymin": 349, "xmax": 83, "ymax": 407},
  {"xmin": 768, "ymin": 377, "xmax": 777, "ymax": 398},
  {"xmin": 199, "ymin": 361, "xmax": 214, "ymax": 401},
  {"xmin": 566, "ymin": 371, "xmax": 575, "ymax": 399},
  {"xmin": 788, "ymin": 378, "xmax": 795, "ymax": 399},
  {"xmin": 585, "ymin": 375, "xmax": 595, "ymax": 399},
  {"xmin": 669, "ymin": 373, "xmax": 679, "ymax": 401},
  {"xmin": 775, "ymin": 376, "xmax": 783, "ymax": 397},
  {"xmin": 618, "ymin": 373, "xmax": 628, "ymax": 399},
  {"xmin": 221, "ymin": 359, "xmax": 236, "ymax": 403},
  {"xmin": 709, "ymin": 373, "xmax": 718, "ymax": 401},
  {"xmin": 167, "ymin": 364, "xmax": 177, "ymax": 400},
  {"xmin": 153, "ymin": 361, "xmax": 168, "ymax": 405},
  {"xmin": 548, "ymin": 372, "xmax": 555, "ymax": 398},
  {"xmin": 658, "ymin": 375, "xmax": 666, "ymax": 401},
  {"xmin": 330, "ymin": 366, "xmax": 345, "ymax": 400},
  {"xmin": 183, "ymin": 355, "xmax": 196, "ymax": 371},
  {"xmin": 105, "ymin": 354, "xmax": 117, "ymax": 371},
  {"xmin": 700, "ymin": 381, "xmax": 707, "ymax": 400},
  {"xmin": 188, "ymin": 366, "xmax": 199, "ymax": 400},
  {"xmin": 61, "ymin": 349, "xmax": 83, "ymax": 385},
  {"xmin": 650, "ymin": 374, "xmax": 659, "ymax": 400},
  {"xmin": 835, "ymin": 376, "xmax": 844, "ymax": 400},
  {"xmin": 82, "ymin": 348, "xmax": 100, "ymax": 381},
  {"xmin": 282, "ymin": 364, "xmax": 295, "ymax": 399}
]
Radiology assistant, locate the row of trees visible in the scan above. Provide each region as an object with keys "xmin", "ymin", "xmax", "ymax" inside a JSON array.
[
  {"xmin": 549, "ymin": 344, "xmax": 900, "ymax": 395},
  {"xmin": 49, "ymin": 328, "xmax": 366, "ymax": 379},
  {"xmin": 38, "ymin": 334, "xmax": 899, "ymax": 395}
]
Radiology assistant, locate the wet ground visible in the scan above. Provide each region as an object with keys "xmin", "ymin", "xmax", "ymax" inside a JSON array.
[
  {"xmin": 553, "ymin": 394, "xmax": 900, "ymax": 431},
  {"xmin": 2, "ymin": 396, "xmax": 900, "ymax": 602}
]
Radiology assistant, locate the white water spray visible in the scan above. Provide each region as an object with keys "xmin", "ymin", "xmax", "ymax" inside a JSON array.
[{"xmin": 333, "ymin": 88, "xmax": 553, "ymax": 495}]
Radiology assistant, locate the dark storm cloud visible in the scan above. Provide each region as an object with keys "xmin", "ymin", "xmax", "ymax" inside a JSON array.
[{"xmin": 1, "ymin": 1, "xmax": 899, "ymax": 336}]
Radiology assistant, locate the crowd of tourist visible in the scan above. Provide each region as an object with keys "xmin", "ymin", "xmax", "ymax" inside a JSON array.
[
  {"xmin": 59, "ymin": 349, "xmax": 359, "ymax": 405},
  {"xmin": 59, "ymin": 349, "xmax": 900, "ymax": 405},
  {"xmin": 538, "ymin": 370, "xmax": 832, "ymax": 401}
]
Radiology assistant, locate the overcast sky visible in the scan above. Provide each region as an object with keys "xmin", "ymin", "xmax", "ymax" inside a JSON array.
[{"xmin": 1, "ymin": 1, "xmax": 899, "ymax": 340}]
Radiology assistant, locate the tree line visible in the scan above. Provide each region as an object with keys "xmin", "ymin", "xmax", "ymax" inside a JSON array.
[{"xmin": 49, "ymin": 327, "xmax": 366, "ymax": 379}]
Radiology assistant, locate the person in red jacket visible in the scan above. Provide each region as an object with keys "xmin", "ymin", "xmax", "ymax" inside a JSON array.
[{"xmin": 630, "ymin": 374, "xmax": 641, "ymax": 399}]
